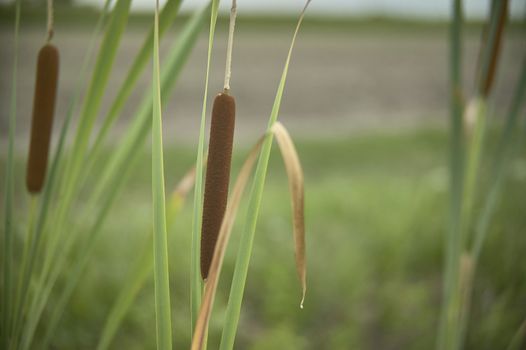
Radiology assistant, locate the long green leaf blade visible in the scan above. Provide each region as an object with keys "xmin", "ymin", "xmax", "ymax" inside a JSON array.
[
  {"xmin": 152, "ymin": 1, "xmax": 173, "ymax": 348},
  {"xmin": 220, "ymin": 2, "xmax": 311, "ymax": 349}
]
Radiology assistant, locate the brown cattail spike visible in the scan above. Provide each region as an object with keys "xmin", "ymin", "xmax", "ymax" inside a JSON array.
[
  {"xmin": 479, "ymin": 0, "xmax": 508, "ymax": 97},
  {"xmin": 201, "ymin": 93, "xmax": 236, "ymax": 280},
  {"xmin": 26, "ymin": 44, "xmax": 59, "ymax": 194}
]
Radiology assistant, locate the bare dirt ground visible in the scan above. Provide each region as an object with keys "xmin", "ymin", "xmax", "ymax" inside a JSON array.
[{"xmin": 0, "ymin": 22, "xmax": 524, "ymax": 148}]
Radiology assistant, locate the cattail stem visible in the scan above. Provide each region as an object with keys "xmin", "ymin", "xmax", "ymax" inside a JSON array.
[
  {"xmin": 26, "ymin": 44, "xmax": 59, "ymax": 194},
  {"xmin": 200, "ymin": 93, "xmax": 236, "ymax": 280},
  {"xmin": 46, "ymin": 0, "xmax": 54, "ymax": 42},
  {"xmin": 223, "ymin": 0, "xmax": 237, "ymax": 92}
]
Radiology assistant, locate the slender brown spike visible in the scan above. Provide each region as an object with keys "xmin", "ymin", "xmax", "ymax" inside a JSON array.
[
  {"xmin": 480, "ymin": 0, "xmax": 508, "ymax": 97},
  {"xmin": 482, "ymin": 0, "xmax": 508, "ymax": 96},
  {"xmin": 201, "ymin": 92, "xmax": 236, "ymax": 280},
  {"xmin": 26, "ymin": 43, "xmax": 59, "ymax": 194}
]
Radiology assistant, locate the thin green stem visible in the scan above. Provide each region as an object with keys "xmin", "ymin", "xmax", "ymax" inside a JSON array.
[
  {"xmin": 454, "ymin": 98, "xmax": 487, "ymax": 348},
  {"xmin": 451, "ymin": 127, "xmax": 526, "ymax": 350},
  {"xmin": 455, "ymin": 1, "xmax": 509, "ymax": 346},
  {"xmin": 438, "ymin": 1, "xmax": 510, "ymax": 348},
  {"xmin": 437, "ymin": 0, "xmax": 464, "ymax": 349}
]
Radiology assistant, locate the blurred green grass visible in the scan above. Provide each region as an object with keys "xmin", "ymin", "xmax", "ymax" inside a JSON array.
[{"xmin": 4, "ymin": 128, "xmax": 526, "ymax": 349}]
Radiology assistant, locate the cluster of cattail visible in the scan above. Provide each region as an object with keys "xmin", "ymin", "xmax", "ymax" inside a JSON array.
[{"xmin": 26, "ymin": 2, "xmax": 59, "ymax": 194}]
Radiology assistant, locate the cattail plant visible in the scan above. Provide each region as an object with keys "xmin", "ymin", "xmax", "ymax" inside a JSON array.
[
  {"xmin": 200, "ymin": 0, "xmax": 237, "ymax": 280},
  {"xmin": 26, "ymin": 0, "xmax": 59, "ymax": 194},
  {"xmin": 191, "ymin": 2, "xmax": 310, "ymax": 349}
]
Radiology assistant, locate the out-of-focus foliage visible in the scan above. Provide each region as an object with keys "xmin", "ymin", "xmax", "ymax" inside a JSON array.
[{"xmin": 5, "ymin": 129, "xmax": 523, "ymax": 349}]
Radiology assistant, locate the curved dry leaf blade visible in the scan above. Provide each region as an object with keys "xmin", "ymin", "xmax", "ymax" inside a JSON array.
[
  {"xmin": 270, "ymin": 122, "xmax": 306, "ymax": 308},
  {"xmin": 191, "ymin": 136, "xmax": 266, "ymax": 350}
]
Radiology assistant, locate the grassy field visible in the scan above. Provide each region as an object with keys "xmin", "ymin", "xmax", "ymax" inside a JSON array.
[{"xmin": 5, "ymin": 128, "xmax": 525, "ymax": 349}]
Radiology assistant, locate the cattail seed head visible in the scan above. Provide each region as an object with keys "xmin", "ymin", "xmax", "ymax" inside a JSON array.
[
  {"xmin": 26, "ymin": 43, "xmax": 59, "ymax": 194},
  {"xmin": 201, "ymin": 92, "xmax": 236, "ymax": 280}
]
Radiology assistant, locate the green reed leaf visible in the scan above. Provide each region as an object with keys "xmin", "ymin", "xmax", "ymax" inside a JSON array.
[
  {"xmin": 152, "ymin": 1, "xmax": 173, "ymax": 346},
  {"xmin": 219, "ymin": 2, "xmax": 311, "ymax": 349}
]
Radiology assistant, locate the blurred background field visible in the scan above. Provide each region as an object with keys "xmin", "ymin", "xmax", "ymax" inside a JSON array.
[
  {"xmin": 5, "ymin": 130, "xmax": 526, "ymax": 349},
  {"xmin": 1, "ymin": 0, "xmax": 526, "ymax": 349},
  {"xmin": 1, "ymin": 5, "xmax": 525, "ymax": 144}
]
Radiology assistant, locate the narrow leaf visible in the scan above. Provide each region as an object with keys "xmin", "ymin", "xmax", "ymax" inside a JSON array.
[
  {"xmin": 152, "ymin": 1, "xmax": 173, "ymax": 347},
  {"xmin": 220, "ymin": 2, "xmax": 311, "ymax": 349}
]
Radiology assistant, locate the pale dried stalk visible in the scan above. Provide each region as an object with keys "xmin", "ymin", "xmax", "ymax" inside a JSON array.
[
  {"xmin": 47, "ymin": 0, "xmax": 54, "ymax": 41},
  {"xmin": 223, "ymin": 0, "xmax": 237, "ymax": 92}
]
